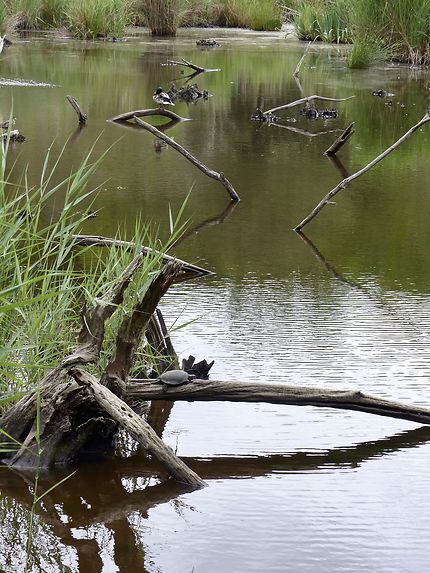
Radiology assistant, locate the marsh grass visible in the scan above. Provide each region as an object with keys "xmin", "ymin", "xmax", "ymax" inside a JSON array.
[
  {"xmin": 293, "ymin": 0, "xmax": 350, "ymax": 43},
  {"xmin": 65, "ymin": 0, "xmax": 133, "ymax": 39},
  {"xmin": 143, "ymin": 0, "xmax": 179, "ymax": 35}
]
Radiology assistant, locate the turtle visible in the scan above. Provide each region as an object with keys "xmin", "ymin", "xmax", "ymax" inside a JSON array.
[{"xmin": 154, "ymin": 369, "xmax": 195, "ymax": 390}]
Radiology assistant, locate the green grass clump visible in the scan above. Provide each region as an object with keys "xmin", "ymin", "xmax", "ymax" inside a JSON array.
[
  {"xmin": 6, "ymin": 0, "xmax": 40, "ymax": 29},
  {"xmin": 221, "ymin": 0, "xmax": 282, "ymax": 31},
  {"xmin": 65, "ymin": 0, "xmax": 133, "ymax": 39},
  {"xmin": 293, "ymin": 0, "xmax": 350, "ymax": 43},
  {"xmin": 140, "ymin": 0, "xmax": 179, "ymax": 35}
]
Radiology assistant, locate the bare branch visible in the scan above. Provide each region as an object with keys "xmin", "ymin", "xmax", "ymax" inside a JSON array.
[
  {"xmin": 264, "ymin": 95, "xmax": 355, "ymax": 116},
  {"xmin": 110, "ymin": 107, "xmax": 189, "ymax": 123},
  {"xmin": 66, "ymin": 95, "xmax": 87, "ymax": 125},
  {"xmin": 133, "ymin": 116, "xmax": 240, "ymax": 202},
  {"xmin": 324, "ymin": 122, "xmax": 355, "ymax": 156},
  {"xmin": 295, "ymin": 111, "xmax": 430, "ymax": 231}
]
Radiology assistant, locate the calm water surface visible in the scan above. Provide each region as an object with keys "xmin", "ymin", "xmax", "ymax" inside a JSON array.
[{"xmin": 1, "ymin": 27, "xmax": 430, "ymax": 573}]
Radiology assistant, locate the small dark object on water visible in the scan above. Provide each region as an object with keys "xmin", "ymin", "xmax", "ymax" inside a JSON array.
[
  {"xmin": 196, "ymin": 39, "xmax": 219, "ymax": 48},
  {"xmin": 385, "ymin": 99, "xmax": 393, "ymax": 106},
  {"xmin": 372, "ymin": 89, "xmax": 394, "ymax": 97},
  {"xmin": 156, "ymin": 369, "xmax": 195, "ymax": 388},
  {"xmin": 251, "ymin": 108, "xmax": 280, "ymax": 123},
  {"xmin": 300, "ymin": 107, "xmax": 337, "ymax": 119}
]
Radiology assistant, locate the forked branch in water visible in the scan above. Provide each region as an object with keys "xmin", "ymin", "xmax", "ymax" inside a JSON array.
[
  {"xmin": 110, "ymin": 107, "xmax": 189, "ymax": 123},
  {"xmin": 133, "ymin": 116, "xmax": 240, "ymax": 202},
  {"xmin": 294, "ymin": 111, "xmax": 430, "ymax": 231},
  {"xmin": 263, "ymin": 95, "xmax": 355, "ymax": 116},
  {"xmin": 324, "ymin": 122, "xmax": 355, "ymax": 156},
  {"xmin": 164, "ymin": 57, "xmax": 220, "ymax": 73}
]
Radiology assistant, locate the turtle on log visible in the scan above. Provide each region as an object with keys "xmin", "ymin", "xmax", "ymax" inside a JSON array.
[{"xmin": 154, "ymin": 369, "xmax": 195, "ymax": 390}]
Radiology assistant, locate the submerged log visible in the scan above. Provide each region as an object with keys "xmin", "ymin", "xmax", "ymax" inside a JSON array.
[
  {"xmin": 133, "ymin": 116, "xmax": 240, "ymax": 202},
  {"xmin": 127, "ymin": 379, "xmax": 430, "ymax": 426},
  {"xmin": 324, "ymin": 122, "xmax": 355, "ymax": 156},
  {"xmin": 294, "ymin": 110, "xmax": 430, "ymax": 231},
  {"xmin": 66, "ymin": 95, "xmax": 87, "ymax": 125}
]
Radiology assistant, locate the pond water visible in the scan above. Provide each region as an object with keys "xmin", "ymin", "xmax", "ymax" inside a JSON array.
[{"xmin": 1, "ymin": 26, "xmax": 430, "ymax": 573}]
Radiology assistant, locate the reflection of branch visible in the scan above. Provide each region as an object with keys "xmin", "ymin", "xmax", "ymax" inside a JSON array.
[
  {"xmin": 296, "ymin": 231, "xmax": 428, "ymax": 334},
  {"xmin": 326, "ymin": 154, "xmax": 349, "ymax": 179},
  {"xmin": 110, "ymin": 107, "xmax": 189, "ymax": 123},
  {"xmin": 268, "ymin": 123, "xmax": 343, "ymax": 137},
  {"xmin": 171, "ymin": 201, "xmax": 238, "ymax": 249},
  {"xmin": 111, "ymin": 116, "xmax": 181, "ymax": 134}
]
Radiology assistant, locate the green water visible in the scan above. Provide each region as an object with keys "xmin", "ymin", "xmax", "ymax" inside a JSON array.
[{"xmin": 1, "ymin": 27, "xmax": 430, "ymax": 573}]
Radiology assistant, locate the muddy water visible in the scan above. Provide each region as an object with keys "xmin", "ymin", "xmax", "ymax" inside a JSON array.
[{"xmin": 1, "ymin": 27, "xmax": 430, "ymax": 572}]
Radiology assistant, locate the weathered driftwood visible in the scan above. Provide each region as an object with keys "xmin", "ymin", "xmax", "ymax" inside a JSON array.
[
  {"xmin": 0, "ymin": 262, "xmax": 206, "ymax": 488},
  {"xmin": 294, "ymin": 110, "xmax": 430, "ymax": 231},
  {"xmin": 263, "ymin": 95, "xmax": 355, "ymax": 116},
  {"xmin": 324, "ymin": 122, "xmax": 355, "ymax": 156},
  {"xmin": 66, "ymin": 95, "xmax": 87, "ymax": 125},
  {"xmin": 71, "ymin": 233, "xmax": 212, "ymax": 281},
  {"xmin": 71, "ymin": 368, "xmax": 206, "ymax": 488},
  {"xmin": 127, "ymin": 379, "xmax": 430, "ymax": 426},
  {"xmin": 133, "ymin": 116, "xmax": 240, "ymax": 202},
  {"xmin": 110, "ymin": 107, "xmax": 189, "ymax": 123},
  {"xmin": 164, "ymin": 57, "xmax": 220, "ymax": 73}
]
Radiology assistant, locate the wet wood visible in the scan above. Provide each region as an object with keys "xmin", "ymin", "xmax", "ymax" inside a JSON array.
[
  {"xmin": 295, "ymin": 111, "xmax": 430, "ymax": 231},
  {"xmin": 133, "ymin": 116, "xmax": 240, "ymax": 202},
  {"xmin": 325, "ymin": 122, "xmax": 355, "ymax": 156},
  {"xmin": 165, "ymin": 57, "xmax": 220, "ymax": 73},
  {"xmin": 101, "ymin": 262, "xmax": 181, "ymax": 396},
  {"xmin": 263, "ymin": 95, "xmax": 355, "ymax": 116},
  {"xmin": 70, "ymin": 233, "xmax": 212, "ymax": 280},
  {"xmin": 127, "ymin": 379, "xmax": 430, "ymax": 426},
  {"xmin": 71, "ymin": 368, "xmax": 206, "ymax": 488},
  {"xmin": 110, "ymin": 108, "xmax": 189, "ymax": 123},
  {"xmin": 66, "ymin": 95, "xmax": 87, "ymax": 124}
]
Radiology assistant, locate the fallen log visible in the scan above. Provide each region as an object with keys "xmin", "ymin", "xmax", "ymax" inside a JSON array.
[
  {"xmin": 126, "ymin": 379, "xmax": 430, "ymax": 426},
  {"xmin": 263, "ymin": 94, "xmax": 355, "ymax": 116},
  {"xmin": 71, "ymin": 233, "xmax": 212, "ymax": 281},
  {"xmin": 66, "ymin": 95, "xmax": 87, "ymax": 125},
  {"xmin": 324, "ymin": 122, "xmax": 355, "ymax": 156},
  {"xmin": 294, "ymin": 110, "xmax": 430, "ymax": 231},
  {"xmin": 110, "ymin": 108, "xmax": 189, "ymax": 123},
  {"xmin": 133, "ymin": 116, "xmax": 240, "ymax": 202},
  {"xmin": 71, "ymin": 368, "xmax": 206, "ymax": 488}
]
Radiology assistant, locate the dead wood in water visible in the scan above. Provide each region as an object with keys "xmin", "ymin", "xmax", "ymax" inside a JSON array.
[
  {"xmin": 133, "ymin": 116, "xmax": 240, "ymax": 202},
  {"xmin": 325, "ymin": 122, "xmax": 355, "ymax": 156},
  {"xmin": 71, "ymin": 368, "xmax": 206, "ymax": 488},
  {"xmin": 66, "ymin": 95, "xmax": 87, "ymax": 124},
  {"xmin": 294, "ymin": 110, "xmax": 430, "ymax": 231},
  {"xmin": 127, "ymin": 379, "xmax": 430, "ymax": 426},
  {"xmin": 164, "ymin": 57, "xmax": 220, "ymax": 73},
  {"xmin": 263, "ymin": 95, "xmax": 355, "ymax": 116},
  {"xmin": 71, "ymin": 233, "xmax": 212, "ymax": 281},
  {"xmin": 110, "ymin": 107, "xmax": 189, "ymax": 123},
  {"xmin": 293, "ymin": 39, "xmax": 315, "ymax": 78},
  {"xmin": 0, "ymin": 261, "xmax": 206, "ymax": 487}
]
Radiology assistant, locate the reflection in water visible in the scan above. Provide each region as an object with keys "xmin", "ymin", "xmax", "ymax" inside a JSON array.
[{"xmin": 1, "ymin": 425, "xmax": 429, "ymax": 572}]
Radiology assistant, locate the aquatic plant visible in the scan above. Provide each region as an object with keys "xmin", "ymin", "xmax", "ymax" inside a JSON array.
[
  {"xmin": 293, "ymin": 0, "xmax": 350, "ymax": 43},
  {"xmin": 65, "ymin": 0, "xmax": 133, "ymax": 39},
  {"xmin": 141, "ymin": 0, "xmax": 179, "ymax": 35},
  {"xmin": 6, "ymin": 0, "xmax": 41, "ymax": 29}
]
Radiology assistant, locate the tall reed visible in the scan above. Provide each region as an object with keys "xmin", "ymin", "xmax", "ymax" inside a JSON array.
[
  {"xmin": 65, "ymin": 0, "xmax": 133, "ymax": 39},
  {"xmin": 142, "ymin": 0, "xmax": 179, "ymax": 35}
]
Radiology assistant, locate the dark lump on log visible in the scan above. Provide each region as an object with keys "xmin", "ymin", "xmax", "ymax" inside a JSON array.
[
  {"xmin": 181, "ymin": 355, "xmax": 215, "ymax": 379},
  {"xmin": 251, "ymin": 108, "xmax": 280, "ymax": 123},
  {"xmin": 299, "ymin": 107, "xmax": 338, "ymax": 119}
]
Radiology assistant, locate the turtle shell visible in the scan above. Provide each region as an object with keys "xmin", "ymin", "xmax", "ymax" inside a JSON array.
[{"xmin": 158, "ymin": 370, "xmax": 191, "ymax": 386}]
